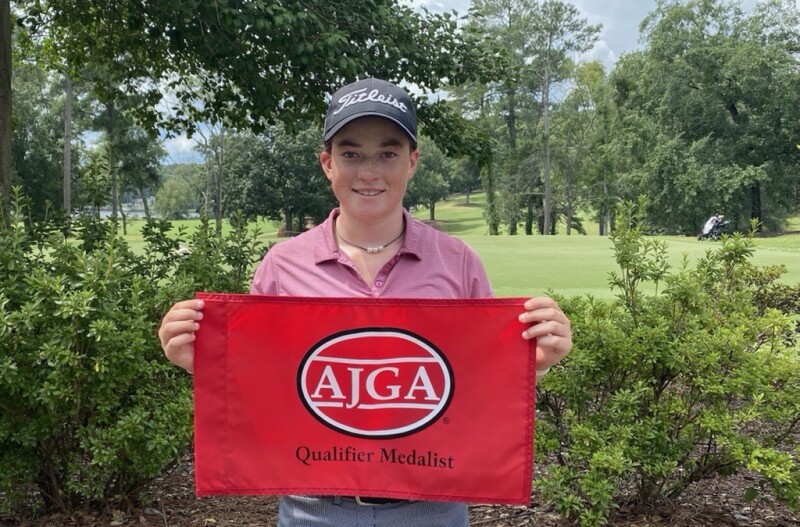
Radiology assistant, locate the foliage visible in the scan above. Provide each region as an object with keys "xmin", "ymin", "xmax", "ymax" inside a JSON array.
[
  {"xmin": 18, "ymin": 0, "xmax": 506, "ymax": 160},
  {"xmin": 404, "ymin": 136, "xmax": 452, "ymax": 219},
  {"xmin": 535, "ymin": 200, "xmax": 800, "ymax": 527},
  {"xmin": 154, "ymin": 177, "xmax": 197, "ymax": 220},
  {"xmin": 221, "ymin": 125, "xmax": 335, "ymax": 232},
  {"xmin": 112, "ymin": 124, "xmax": 166, "ymax": 216},
  {"xmin": 10, "ymin": 60, "xmax": 71, "ymax": 218},
  {"xmin": 80, "ymin": 147, "xmax": 110, "ymax": 216},
  {"xmin": 456, "ymin": 0, "xmax": 600, "ymax": 235},
  {"xmin": 0, "ymin": 187, "xmax": 265, "ymax": 514},
  {"xmin": 448, "ymin": 156, "xmax": 482, "ymax": 202},
  {"xmin": 155, "ymin": 162, "xmax": 205, "ymax": 220},
  {"xmin": 610, "ymin": 0, "xmax": 800, "ymax": 233}
]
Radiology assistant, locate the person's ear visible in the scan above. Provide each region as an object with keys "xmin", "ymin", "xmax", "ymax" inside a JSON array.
[
  {"xmin": 320, "ymin": 151, "xmax": 333, "ymax": 182},
  {"xmin": 407, "ymin": 148, "xmax": 420, "ymax": 179}
]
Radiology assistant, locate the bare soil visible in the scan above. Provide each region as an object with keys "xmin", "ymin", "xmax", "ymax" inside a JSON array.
[{"xmin": 3, "ymin": 455, "xmax": 798, "ymax": 527}]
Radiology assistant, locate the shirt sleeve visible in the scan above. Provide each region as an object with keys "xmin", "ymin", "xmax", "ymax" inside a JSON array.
[{"xmin": 463, "ymin": 245, "xmax": 494, "ymax": 299}]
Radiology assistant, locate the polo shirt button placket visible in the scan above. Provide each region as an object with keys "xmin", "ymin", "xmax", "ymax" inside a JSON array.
[{"xmin": 373, "ymin": 275, "xmax": 387, "ymax": 297}]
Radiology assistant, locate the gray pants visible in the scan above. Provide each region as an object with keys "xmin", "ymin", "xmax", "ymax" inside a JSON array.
[{"xmin": 278, "ymin": 496, "xmax": 469, "ymax": 527}]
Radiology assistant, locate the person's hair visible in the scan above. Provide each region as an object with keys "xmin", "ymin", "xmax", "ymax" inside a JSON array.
[{"xmin": 324, "ymin": 138, "xmax": 418, "ymax": 153}]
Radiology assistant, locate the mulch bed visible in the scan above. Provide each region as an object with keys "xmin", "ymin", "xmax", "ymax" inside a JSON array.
[{"xmin": 3, "ymin": 455, "xmax": 798, "ymax": 527}]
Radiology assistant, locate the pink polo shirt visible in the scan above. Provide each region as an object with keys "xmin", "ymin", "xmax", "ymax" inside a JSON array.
[{"xmin": 250, "ymin": 208, "xmax": 493, "ymax": 299}]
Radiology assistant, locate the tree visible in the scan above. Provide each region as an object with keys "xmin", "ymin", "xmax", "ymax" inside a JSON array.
[
  {"xmin": 155, "ymin": 163, "xmax": 204, "ymax": 219},
  {"xmin": 617, "ymin": 0, "xmax": 800, "ymax": 233},
  {"xmin": 462, "ymin": 0, "xmax": 599, "ymax": 235},
  {"xmin": 16, "ymin": 0, "xmax": 506, "ymax": 165},
  {"xmin": 528, "ymin": 0, "xmax": 600, "ymax": 235},
  {"xmin": 62, "ymin": 73, "xmax": 72, "ymax": 214},
  {"xmin": 117, "ymin": 127, "xmax": 165, "ymax": 218},
  {"xmin": 10, "ymin": 62, "xmax": 66, "ymax": 218},
  {"xmin": 6, "ymin": 0, "xmax": 510, "ymax": 206},
  {"xmin": 449, "ymin": 156, "xmax": 482, "ymax": 205},
  {"xmin": 191, "ymin": 124, "xmax": 227, "ymax": 236},
  {"xmin": 404, "ymin": 136, "xmax": 451, "ymax": 220},
  {"xmin": 469, "ymin": 0, "xmax": 540, "ymax": 235},
  {"xmin": 12, "ymin": 4, "xmax": 85, "ymax": 218},
  {"xmin": 79, "ymin": 89, "xmax": 165, "ymax": 231},
  {"xmin": 1, "ymin": 0, "xmax": 11, "ymax": 211},
  {"xmin": 550, "ymin": 61, "xmax": 605, "ymax": 235},
  {"xmin": 445, "ymin": 82, "xmax": 502, "ymax": 234},
  {"xmin": 80, "ymin": 146, "xmax": 109, "ymax": 217},
  {"xmin": 222, "ymin": 125, "xmax": 334, "ymax": 233},
  {"xmin": 155, "ymin": 177, "xmax": 195, "ymax": 219}
]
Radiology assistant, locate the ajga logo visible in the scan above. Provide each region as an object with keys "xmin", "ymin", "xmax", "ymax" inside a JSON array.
[{"xmin": 297, "ymin": 328, "xmax": 454, "ymax": 439}]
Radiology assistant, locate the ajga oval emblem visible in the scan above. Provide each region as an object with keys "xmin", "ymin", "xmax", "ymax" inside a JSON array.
[{"xmin": 297, "ymin": 328, "xmax": 454, "ymax": 439}]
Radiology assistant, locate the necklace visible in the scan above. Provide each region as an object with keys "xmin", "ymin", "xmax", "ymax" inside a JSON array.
[{"xmin": 335, "ymin": 222, "xmax": 405, "ymax": 254}]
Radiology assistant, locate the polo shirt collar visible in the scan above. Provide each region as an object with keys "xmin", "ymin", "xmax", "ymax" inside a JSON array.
[{"xmin": 314, "ymin": 208, "xmax": 423, "ymax": 265}]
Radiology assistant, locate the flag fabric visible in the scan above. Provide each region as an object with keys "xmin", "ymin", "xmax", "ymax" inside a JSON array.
[{"xmin": 193, "ymin": 293, "xmax": 536, "ymax": 505}]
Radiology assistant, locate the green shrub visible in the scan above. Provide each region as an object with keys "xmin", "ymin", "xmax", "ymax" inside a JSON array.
[
  {"xmin": 535, "ymin": 200, "xmax": 800, "ymax": 527},
  {"xmin": 0, "ymin": 189, "xmax": 265, "ymax": 514}
]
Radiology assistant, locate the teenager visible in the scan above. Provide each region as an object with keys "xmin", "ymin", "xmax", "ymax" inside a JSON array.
[{"xmin": 159, "ymin": 77, "xmax": 572, "ymax": 527}]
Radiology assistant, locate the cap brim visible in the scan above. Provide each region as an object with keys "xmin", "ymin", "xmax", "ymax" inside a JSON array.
[{"xmin": 323, "ymin": 111, "xmax": 416, "ymax": 143}]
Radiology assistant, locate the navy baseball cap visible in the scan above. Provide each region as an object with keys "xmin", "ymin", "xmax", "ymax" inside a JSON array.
[{"xmin": 324, "ymin": 78, "xmax": 417, "ymax": 142}]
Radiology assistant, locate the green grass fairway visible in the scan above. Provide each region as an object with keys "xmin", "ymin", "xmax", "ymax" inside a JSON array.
[
  {"xmin": 123, "ymin": 196, "xmax": 798, "ymax": 299},
  {"xmin": 418, "ymin": 196, "xmax": 799, "ymax": 299},
  {"xmin": 460, "ymin": 234, "xmax": 799, "ymax": 299}
]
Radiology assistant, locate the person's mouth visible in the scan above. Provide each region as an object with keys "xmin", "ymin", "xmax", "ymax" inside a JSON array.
[{"xmin": 354, "ymin": 189, "xmax": 384, "ymax": 197}]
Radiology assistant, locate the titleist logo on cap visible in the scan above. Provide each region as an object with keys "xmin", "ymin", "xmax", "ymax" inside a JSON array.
[{"xmin": 333, "ymin": 88, "xmax": 408, "ymax": 115}]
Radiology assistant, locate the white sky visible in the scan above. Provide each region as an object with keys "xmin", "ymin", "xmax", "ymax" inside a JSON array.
[
  {"xmin": 408, "ymin": 0, "xmax": 658, "ymax": 68},
  {"xmin": 406, "ymin": 0, "xmax": 777, "ymax": 67}
]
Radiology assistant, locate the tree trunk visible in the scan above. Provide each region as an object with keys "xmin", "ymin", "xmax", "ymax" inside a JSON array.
[
  {"xmin": 63, "ymin": 74, "xmax": 73, "ymax": 216},
  {"xmin": 599, "ymin": 179, "xmax": 609, "ymax": 235},
  {"xmin": 284, "ymin": 208, "xmax": 292, "ymax": 235},
  {"xmin": 138, "ymin": 187, "xmax": 150, "ymax": 217},
  {"xmin": 507, "ymin": 87, "xmax": 518, "ymax": 235},
  {"xmin": 565, "ymin": 203, "xmax": 572, "ymax": 235},
  {"xmin": 215, "ymin": 135, "xmax": 223, "ymax": 239},
  {"xmin": 429, "ymin": 201, "xmax": 435, "ymax": 221},
  {"xmin": 108, "ymin": 104, "xmax": 118, "ymax": 222},
  {"xmin": 205, "ymin": 158, "xmax": 213, "ymax": 217},
  {"xmin": 542, "ymin": 67, "xmax": 552, "ymax": 235},
  {"xmin": 0, "ymin": 0, "xmax": 11, "ymax": 212},
  {"xmin": 482, "ymin": 160, "xmax": 499, "ymax": 235},
  {"xmin": 525, "ymin": 194, "xmax": 534, "ymax": 235},
  {"xmin": 750, "ymin": 182, "xmax": 762, "ymax": 227},
  {"xmin": 479, "ymin": 93, "xmax": 499, "ymax": 235}
]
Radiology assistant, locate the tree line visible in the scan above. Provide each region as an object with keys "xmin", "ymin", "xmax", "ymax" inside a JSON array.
[{"xmin": 2, "ymin": 0, "xmax": 799, "ymax": 235}]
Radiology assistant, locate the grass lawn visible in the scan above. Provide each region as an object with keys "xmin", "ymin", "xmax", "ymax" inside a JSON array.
[
  {"xmin": 122, "ymin": 196, "xmax": 799, "ymax": 299},
  {"xmin": 417, "ymin": 195, "xmax": 800, "ymax": 299}
]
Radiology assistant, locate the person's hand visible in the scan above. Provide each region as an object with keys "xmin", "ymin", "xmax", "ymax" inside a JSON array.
[
  {"xmin": 518, "ymin": 297, "xmax": 572, "ymax": 376},
  {"xmin": 158, "ymin": 299, "xmax": 205, "ymax": 373}
]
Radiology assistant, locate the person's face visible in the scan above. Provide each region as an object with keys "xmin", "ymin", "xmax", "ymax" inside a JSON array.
[{"xmin": 320, "ymin": 116, "xmax": 419, "ymax": 224}]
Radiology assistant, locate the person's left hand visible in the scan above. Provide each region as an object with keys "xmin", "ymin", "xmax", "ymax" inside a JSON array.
[{"xmin": 518, "ymin": 297, "xmax": 572, "ymax": 374}]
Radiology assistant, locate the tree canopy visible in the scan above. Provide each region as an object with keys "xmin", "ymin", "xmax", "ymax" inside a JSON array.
[{"xmin": 19, "ymin": 0, "xmax": 507, "ymax": 158}]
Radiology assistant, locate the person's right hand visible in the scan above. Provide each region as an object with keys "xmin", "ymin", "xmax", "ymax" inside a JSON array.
[{"xmin": 158, "ymin": 299, "xmax": 205, "ymax": 373}]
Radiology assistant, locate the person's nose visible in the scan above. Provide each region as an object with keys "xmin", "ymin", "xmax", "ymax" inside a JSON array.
[{"xmin": 355, "ymin": 156, "xmax": 382, "ymax": 179}]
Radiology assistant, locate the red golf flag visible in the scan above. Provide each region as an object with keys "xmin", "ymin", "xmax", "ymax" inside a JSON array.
[{"xmin": 193, "ymin": 293, "xmax": 536, "ymax": 505}]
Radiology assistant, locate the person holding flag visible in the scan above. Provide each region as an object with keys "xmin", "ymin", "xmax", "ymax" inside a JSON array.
[{"xmin": 159, "ymin": 77, "xmax": 572, "ymax": 527}]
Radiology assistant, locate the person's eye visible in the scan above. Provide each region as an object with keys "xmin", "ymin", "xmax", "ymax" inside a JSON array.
[
  {"xmin": 381, "ymin": 151, "xmax": 398, "ymax": 159},
  {"xmin": 342, "ymin": 151, "xmax": 359, "ymax": 159}
]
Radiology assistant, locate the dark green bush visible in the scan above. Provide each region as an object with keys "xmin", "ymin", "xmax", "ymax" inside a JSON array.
[
  {"xmin": 536, "ymin": 201, "xmax": 800, "ymax": 527},
  {"xmin": 0, "ymin": 189, "xmax": 265, "ymax": 514}
]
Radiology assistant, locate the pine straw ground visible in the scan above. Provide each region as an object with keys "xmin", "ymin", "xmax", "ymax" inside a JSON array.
[{"xmin": 3, "ymin": 454, "xmax": 798, "ymax": 527}]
